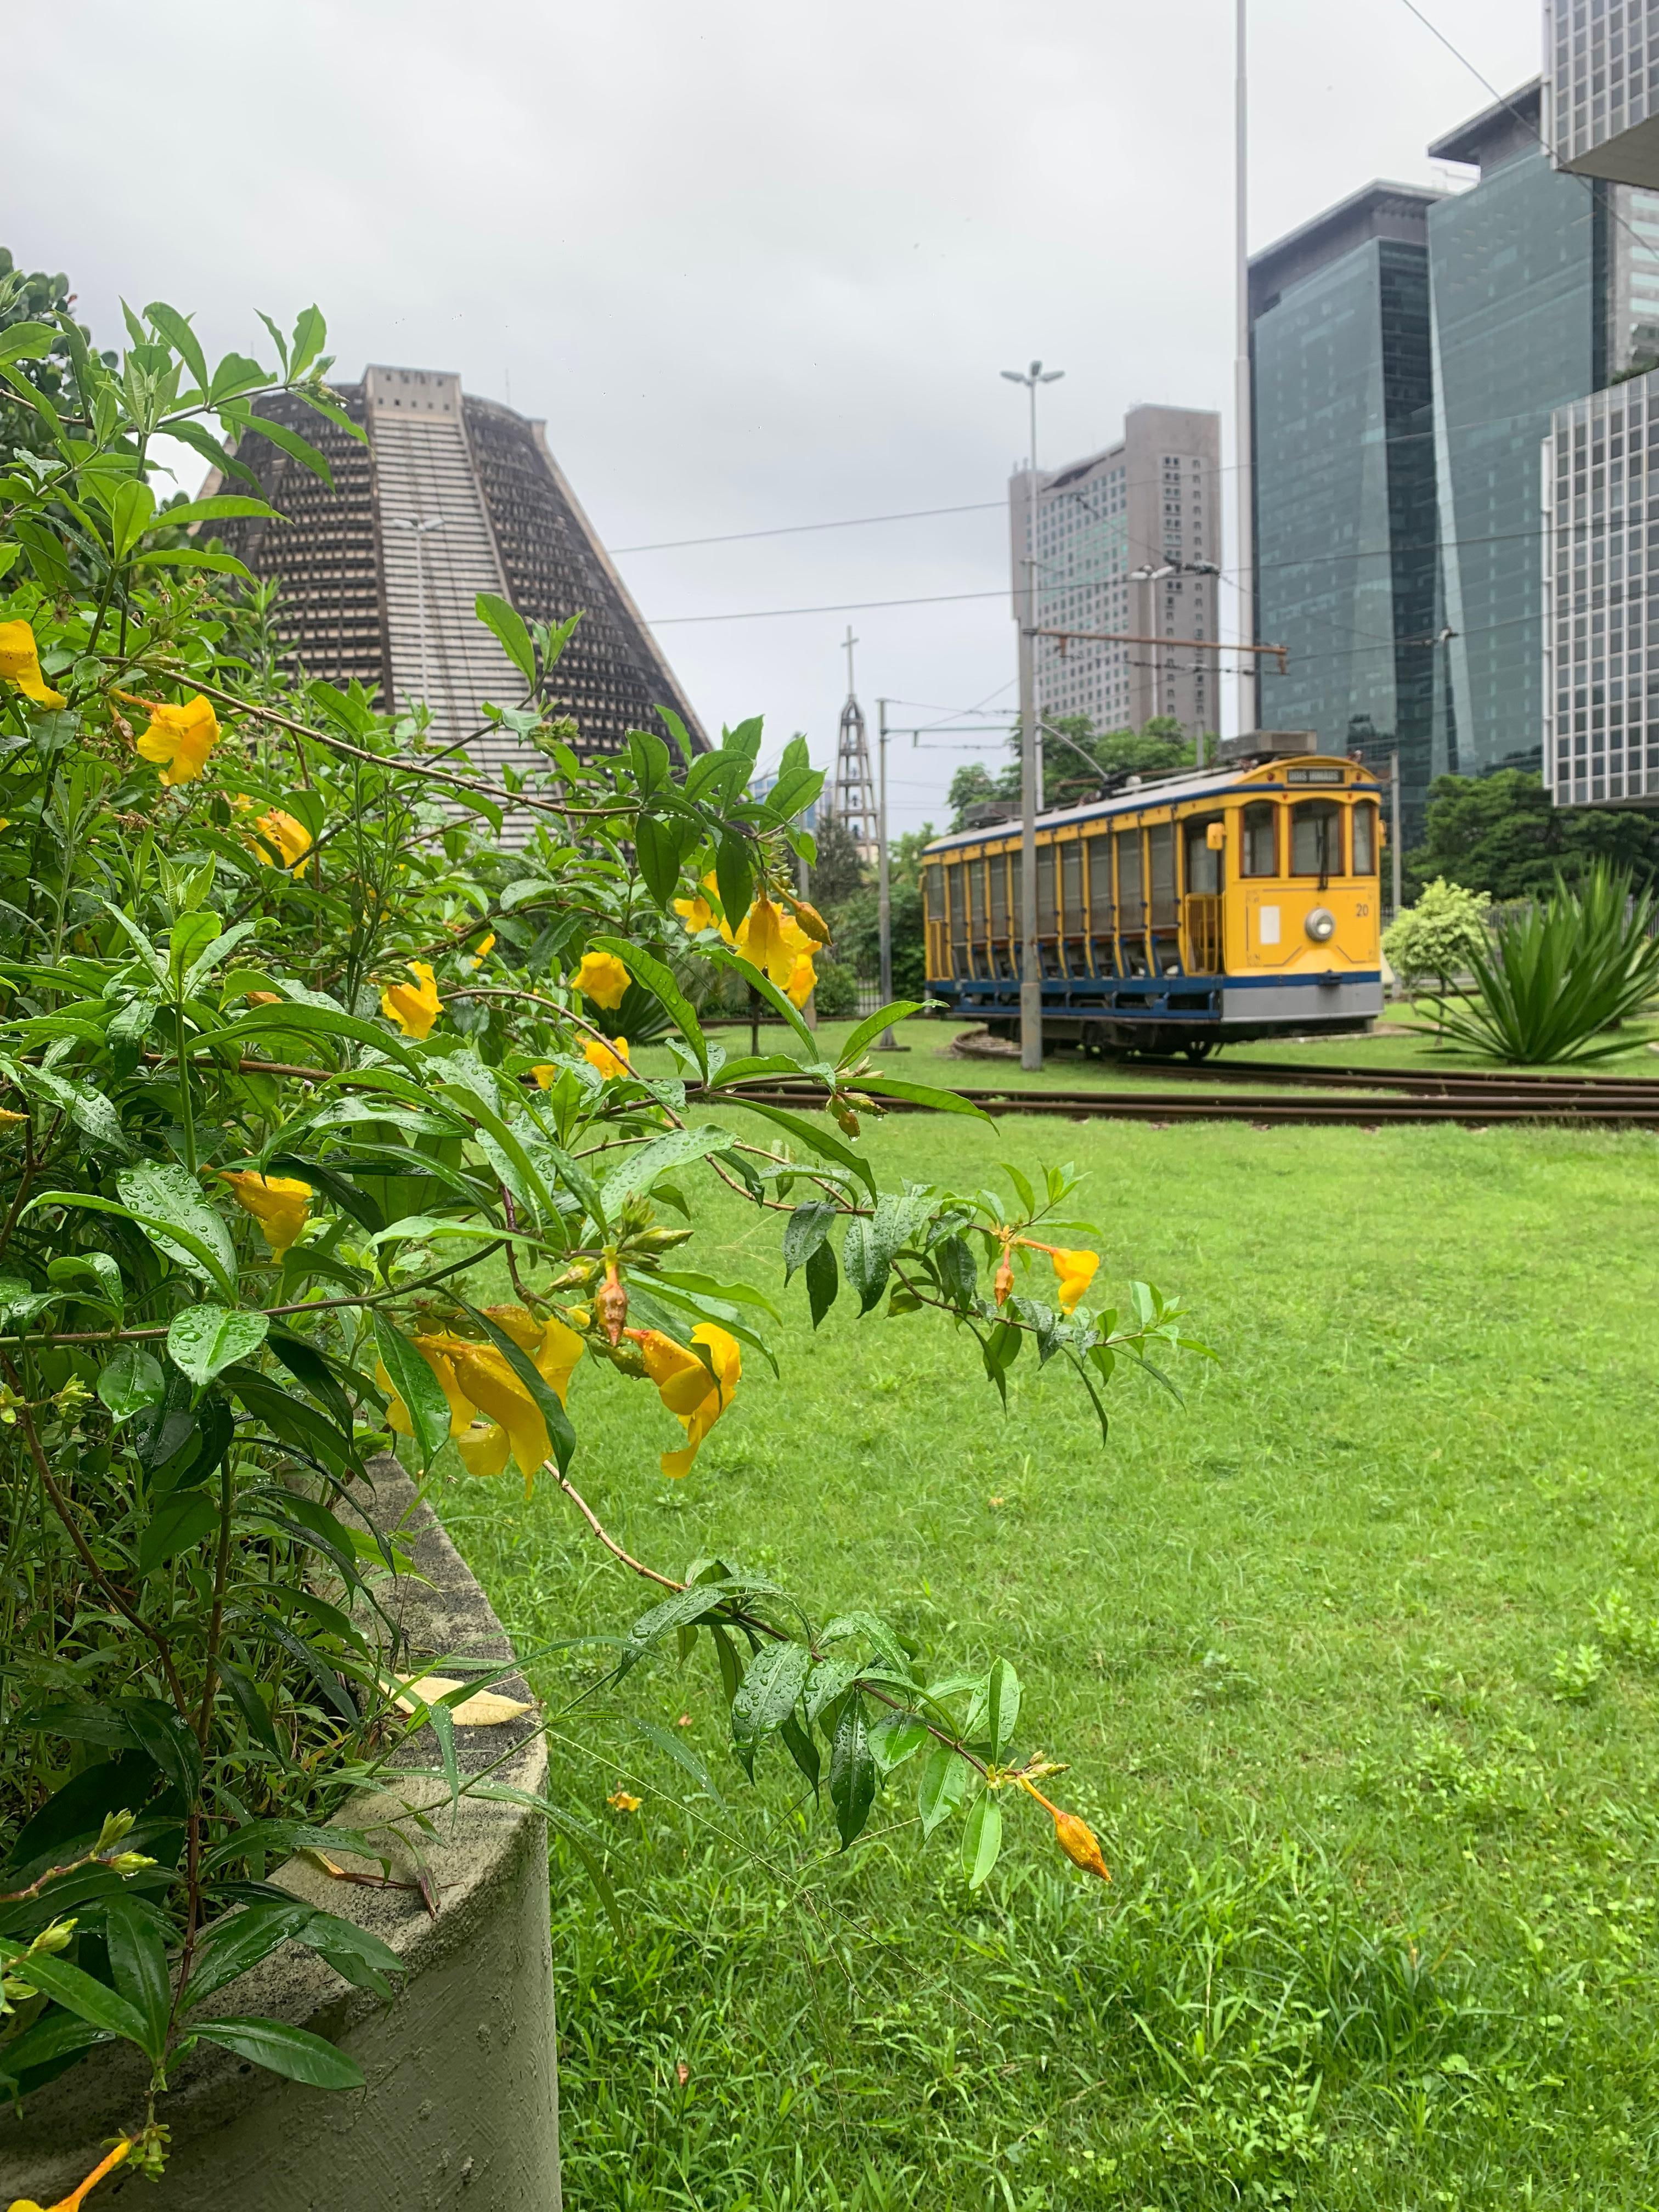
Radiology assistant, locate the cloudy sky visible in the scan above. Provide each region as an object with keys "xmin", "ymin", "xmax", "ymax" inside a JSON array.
[{"xmin": 21, "ymin": 0, "xmax": 1536, "ymax": 831}]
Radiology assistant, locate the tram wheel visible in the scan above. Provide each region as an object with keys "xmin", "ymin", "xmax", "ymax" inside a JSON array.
[{"xmin": 1182, "ymin": 1041, "xmax": 1216, "ymax": 1064}]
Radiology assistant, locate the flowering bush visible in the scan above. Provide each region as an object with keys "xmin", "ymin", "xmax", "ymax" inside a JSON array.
[{"xmin": 0, "ymin": 289, "xmax": 1199, "ymax": 2191}]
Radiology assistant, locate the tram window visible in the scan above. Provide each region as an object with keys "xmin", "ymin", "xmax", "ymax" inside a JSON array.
[
  {"xmin": 990, "ymin": 853, "xmax": 1009, "ymax": 938},
  {"xmin": 1115, "ymin": 830, "xmax": 1144, "ymax": 929},
  {"xmin": 1148, "ymin": 823, "xmax": 1177, "ymax": 926},
  {"xmin": 1037, "ymin": 845, "xmax": 1058, "ymax": 933},
  {"xmin": 1241, "ymin": 802, "xmax": 1277, "ymax": 877},
  {"xmin": 1351, "ymin": 801, "xmax": 1377, "ymax": 874},
  {"xmin": 969, "ymin": 857, "xmax": 988, "ymax": 938},
  {"xmin": 1061, "ymin": 842, "xmax": 1083, "ymax": 930},
  {"xmin": 947, "ymin": 861, "xmax": 967, "ymax": 950},
  {"xmin": 1086, "ymin": 835, "xmax": 1113, "ymax": 928},
  {"xmin": 1184, "ymin": 815, "xmax": 1222, "ymax": 896},
  {"xmin": 1290, "ymin": 799, "xmax": 1345, "ymax": 876},
  {"xmin": 923, "ymin": 863, "xmax": 945, "ymax": 922},
  {"xmin": 1010, "ymin": 850, "xmax": 1022, "ymax": 927}
]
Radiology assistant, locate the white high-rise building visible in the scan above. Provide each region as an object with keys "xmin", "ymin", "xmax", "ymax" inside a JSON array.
[{"xmin": 1009, "ymin": 404, "xmax": 1222, "ymax": 742}]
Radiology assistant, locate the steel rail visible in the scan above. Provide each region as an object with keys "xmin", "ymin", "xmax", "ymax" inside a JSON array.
[{"xmin": 712, "ymin": 1084, "xmax": 1659, "ymax": 1130}]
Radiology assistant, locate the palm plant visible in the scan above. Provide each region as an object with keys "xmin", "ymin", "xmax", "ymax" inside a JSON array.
[{"xmin": 1431, "ymin": 862, "xmax": 1659, "ymax": 1064}]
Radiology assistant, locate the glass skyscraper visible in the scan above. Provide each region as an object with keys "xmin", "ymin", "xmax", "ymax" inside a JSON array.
[{"xmin": 1249, "ymin": 184, "xmax": 1441, "ymax": 838}]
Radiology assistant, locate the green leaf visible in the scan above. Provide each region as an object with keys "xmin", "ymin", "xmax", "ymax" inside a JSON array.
[
  {"xmin": 714, "ymin": 835, "xmax": 753, "ymax": 937},
  {"xmin": 727, "ymin": 1096, "xmax": 875, "ymax": 1201},
  {"xmin": 656, "ymin": 703, "xmax": 695, "ymax": 765},
  {"xmin": 13, "ymin": 1955, "xmax": 149, "ymax": 2050},
  {"xmin": 138, "ymin": 1488, "xmax": 219, "ymax": 1573},
  {"xmin": 475, "ymin": 591, "xmax": 536, "ymax": 685},
  {"xmin": 589, "ymin": 934, "xmax": 708, "ymax": 1081},
  {"xmin": 599, "ymin": 1125, "xmax": 733, "ymax": 1212},
  {"xmin": 455, "ymin": 1296, "xmax": 576, "ymax": 1478},
  {"xmin": 97, "ymin": 1346, "xmax": 166, "ymax": 1423},
  {"xmin": 118, "ymin": 1161, "xmax": 238, "ymax": 1296},
  {"xmin": 984, "ymin": 1658, "xmax": 1022, "ymax": 1760},
  {"xmin": 870, "ymin": 1714, "xmax": 930, "ymax": 1774},
  {"xmin": 836, "ymin": 1003, "xmax": 927, "ymax": 1066},
  {"xmin": 0, "ymin": 321, "xmax": 55, "ymax": 364},
  {"xmin": 779, "ymin": 1711, "xmax": 822, "ymax": 1796},
  {"xmin": 917, "ymin": 1742, "xmax": 968, "ymax": 1836},
  {"xmin": 220, "ymin": 399, "xmax": 331, "ymax": 488},
  {"xmin": 104, "ymin": 1897, "xmax": 171, "ymax": 2061},
  {"xmin": 828, "ymin": 1695, "xmax": 876, "ymax": 1849},
  {"xmin": 182, "ymin": 1900, "xmax": 314, "ymax": 2012},
  {"xmin": 709, "ymin": 948, "xmax": 818, "ymax": 1060},
  {"xmin": 618, "ymin": 1581, "xmax": 741, "ymax": 1679},
  {"xmin": 134, "ymin": 546, "xmax": 253, "ymax": 578},
  {"xmin": 730, "ymin": 1641, "xmax": 810, "ymax": 1776},
  {"xmin": 852, "ymin": 1077, "xmax": 994, "ymax": 1121},
  {"xmin": 151, "ymin": 493, "xmax": 281, "ymax": 529},
  {"xmin": 191, "ymin": 2016, "xmax": 364, "ymax": 2090},
  {"xmin": 143, "ymin": 300, "xmax": 209, "ymax": 390},
  {"xmin": 960, "ymin": 1791, "xmax": 1003, "ymax": 1889},
  {"xmin": 289, "ymin": 302, "xmax": 328, "ymax": 377},
  {"xmin": 167, "ymin": 1305, "xmax": 269, "ymax": 1387},
  {"xmin": 804, "ymin": 1239, "xmax": 838, "ymax": 1329},
  {"xmin": 634, "ymin": 812, "xmax": 695, "ymax": 909},
  {"xmin": 108, "ymin": 477, "xmax": 156, "ymax": 560},
  {"xmin": 782, "ymin": 1201, "xmax": 837, "ymax": 1283}
]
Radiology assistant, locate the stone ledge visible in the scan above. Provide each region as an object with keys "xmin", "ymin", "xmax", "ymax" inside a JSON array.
[{"xmin": 1, "ymin": 1459, "xmax": 560, "ymax": 2212}]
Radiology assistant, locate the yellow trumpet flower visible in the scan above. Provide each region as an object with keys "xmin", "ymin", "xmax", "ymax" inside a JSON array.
[
  {"xmin": 531, "ymin": 1062, "xmax": 557, "ymax": 1088},
  {"xmin": 572, "ymin": 949, "xmax": 630, "ymax": 1009},
  {"xmin": 8, "ymin": 2132, "xmax": 132, "ymax": 2211},
  {"xmin": 1046, "ymin": 1246, "xmax": 1099, "ymax": 1314},
  {"xmin": 375, "ymin": 1344, "xmax": 473, "ymax": 1440},
  {"xmin": 607, "ymin": 1789, "xmax": 642, "ymax": 1813},
  {"xmin": 380, "ymin": 960, "xmax": 442, "ymax": 1039},
  {"xmin": 218, "ymin": 1170, "xmax": 312, "ymax": 1255},
  {"xmin": 418, "ymin": 1334, "xmax": 550, "ymax": 1491},
  {"xmin": 467, "ymin": 930, "xmax": 496, "ymax": 970},
  {"xmin": 134, "ymin": 693, "xmax": 219, "ymax": 785},
  {"xmin": 635, "ymin": 1323, "xmax": 741, "ymax": 1480},
  {"xmin": 734, "ymin": 895, "xmax": 804, "ymax": 989},
  {"xmin": 1018, "ymin": 1776, "xmax": 1110, "ymax": 1882},
  {"xmin": 785, "ymin": 952, "xmax": 816, "ymax": 1008},
  {"xmin": 583, "ymin": 1034, "xmax": 630, "ymax": 1080},
  {"xmin": 0, "ymin": 619, "xmax": 64, "ymax": 709},
  {"xmin": 249, "ymin": 806, "xmax": 312, "ymax": 873},
  {"xmin": 482, "ymin": 1304, "xmax": 585, "ymax": 1402},
  {"xmin": 673, "ymin": 890, "xmax": 716, "ymax": 934}
]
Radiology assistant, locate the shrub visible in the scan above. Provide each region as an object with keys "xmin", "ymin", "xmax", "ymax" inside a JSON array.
[
  {"xmin": 1431, "ymin": 862, "xmax": 1659, "ymax": 1064},
  {"xmin": 0, "ymin": 286, "xmax": 1200, "ymax": 2182},
  {"xmin": 1382, "ymin": 877, "xmax": 1491, "ymax": 995}
]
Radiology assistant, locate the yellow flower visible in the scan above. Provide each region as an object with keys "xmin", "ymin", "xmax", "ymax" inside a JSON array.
[
  {"xmin": 0, "ymin": 619, "xmax": 65, "ymax": 708},
  {"xmin": 573, "ymin": 949, "xmax": 630, "ymax": 1009},
  {"xmin": 134, "ymin": 693, "xmax": 219, "ymax": 785},
  {"xmin": 375, "ymin": 1345, "xmax": 473, "ymax": 1440},
  {"xmin": 10, "ymin": 2132, "xmax": 133, "ymax": 2210},
  {"xmin": 1051, "ymin": 1806, "xmax": 1110, "ymax": 1881},
  {"xmin": 583, "ymin": 1034, "xmax": 630, "ymax": 1081},
  {"xmin": 637, "ymin": 1323, "xmax": 741, "ymax": 1479},
  {"xmin": 456, "ymin": 1421, "xmax": 512, "ymax": 1479},
  {"xmin": 218, "ymin": 1170, "xmax": 312, "ymax": 1255},
  {"xmin": 0, "ymin": 1107, "xmax": 26, "ymax": 1126},
  {"xmin": 607, "ymin": 1789, "xmax": 642, "ymax": 1813},
  {"xmin": 785, "ymin": 952, "xmax": 816, "ymax": 1008},
  {"xmin": 531, "ymin": 1063, "xmax": 557, "ymax": 1088},
  {"xmin": 734, "ymin": 895, "xmax": 799, "ymax": 988},
  {"xmin": 381, "ymin": 960, "xmax": 442, "ymax": 1039},
  {"xmin": 467, "ymin": 930, "xmax": 496, "ymax": 970},
  {"xmin": 482, "ymin": 1304, "xmax": 585, "ymax": 1403},
  {"xmin": 673, "ymin": 891, "xmax": 716, "ymax": 934},
  {"xmin": 417, "ymin": 1333, "xmax": 551, "ymax": 1491},
  {"xmin": 1047, "ymin": 1247, "xmax": 1099, "ymax": 1314},
  {"xmin": 248, "ymin": 806, "xmax": 312, "ymax": 873}
]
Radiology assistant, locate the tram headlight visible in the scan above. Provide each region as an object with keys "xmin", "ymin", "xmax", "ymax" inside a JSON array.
[{"xmin": 1305, "ymin": 906, "xmax": 1336, "ymax": 943}]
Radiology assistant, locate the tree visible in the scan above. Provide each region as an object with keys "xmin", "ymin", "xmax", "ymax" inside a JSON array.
[
  {"xmin": 808, "ymin": 811, "xmax": 866, "ymax": 909},
  {"xmin": 1404, "ymin": 770, "xmax": 1659, "ymax": 901},
  {"xmin": 947, "ymin": 717, "xmax": 1196, "ymax": 830},
  {"xmin": 1383, "ymin": 877, "xmax": 1491, "ymax": 995}
]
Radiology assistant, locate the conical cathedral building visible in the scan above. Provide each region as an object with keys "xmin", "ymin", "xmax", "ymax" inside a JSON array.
[{"xmin": 206, "ymin": 364, "xmax": 706, "ymax": 776}]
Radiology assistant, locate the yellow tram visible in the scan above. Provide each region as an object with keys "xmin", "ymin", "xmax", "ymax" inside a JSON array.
[{"xmin": 920, "ymin": 748, "xmax": 1385, "ymax": 1053}]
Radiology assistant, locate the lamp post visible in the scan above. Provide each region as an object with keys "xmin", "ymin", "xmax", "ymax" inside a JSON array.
[{"xmin": 1000, "ymin": 358, "xmax": 1064, "ymax": 1073}]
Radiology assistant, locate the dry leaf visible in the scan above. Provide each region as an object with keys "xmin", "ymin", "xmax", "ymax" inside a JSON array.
[{"xmin": 388, "ymin": 1673, "xmax": 533, "ymax": 1726}]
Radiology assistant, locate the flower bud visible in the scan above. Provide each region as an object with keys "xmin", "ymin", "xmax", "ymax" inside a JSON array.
[
  {"xmin": 1050, "ymin": 1807, "xmax": 1110, "ymax": 1882},
  {"xmin": 595, "ymin": 1269, "xmax": 629, "ymax": 1348}
]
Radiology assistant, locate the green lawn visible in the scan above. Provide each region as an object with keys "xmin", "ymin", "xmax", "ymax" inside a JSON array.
[{"xmin": 442, "ymin": 1099, "xmax": 1659, "ymax": 2209}]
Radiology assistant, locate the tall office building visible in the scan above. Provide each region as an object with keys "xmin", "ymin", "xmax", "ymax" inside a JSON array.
[
  {"xmin": 1249, "ymin": 183, "xmax": 1442, "ymax": 838},
  {"xmin": 1009, "ymin": 405, "xmax": 1221, "ymax": 744},
  {"xmin": 207, "ymin": 365, "xmax": 706, "ymax": 783},
  {"xmin": 1548, "ymin": 0, "xmax": 1659, "ymax": 185}
]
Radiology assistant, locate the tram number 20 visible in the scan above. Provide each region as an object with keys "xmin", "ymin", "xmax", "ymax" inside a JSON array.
[{"xmin": 1353, "ymin": 903, "xmax": 1370, "ymax": 918}]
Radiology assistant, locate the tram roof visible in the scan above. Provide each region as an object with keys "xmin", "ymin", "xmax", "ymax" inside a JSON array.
[{"xmin": 921, "ymin": 753, "xmax": 1383, "ymax": 856}]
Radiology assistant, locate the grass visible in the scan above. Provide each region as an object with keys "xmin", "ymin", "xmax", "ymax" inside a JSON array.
[{"xmin": 439, "ymin": 1097, "xmax": 1659, "ymax": 2208}]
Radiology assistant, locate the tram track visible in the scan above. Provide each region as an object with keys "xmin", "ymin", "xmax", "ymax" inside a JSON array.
[{"xmin": 712, "ymin": 1064, "xmax": 1659, "ymax": 1130}]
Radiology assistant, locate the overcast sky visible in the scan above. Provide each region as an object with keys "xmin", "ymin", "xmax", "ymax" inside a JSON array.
[{"xmin": 20, "ymin": 0, "xmax": 1536, "ymax": 832}]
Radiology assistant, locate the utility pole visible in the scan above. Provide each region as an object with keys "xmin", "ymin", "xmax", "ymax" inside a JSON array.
[
  {"xmin": 874, "ymin": 701, "xmax": 905, "ymax": 1049},
  {"xmin": 1001, "ymin": 359, "xmax": 1064, "ymax": 1073},
  {"xmin": 1234, "ymin": 0, "xmax": 1256, "ymax": 742},
  {"xmin": 796, "ymin": 821, "xmax": 817, "ymax": 1030},
  {"xmin": 1390, "ymin": 748, "xmax": 1403, "ymax": 930}
]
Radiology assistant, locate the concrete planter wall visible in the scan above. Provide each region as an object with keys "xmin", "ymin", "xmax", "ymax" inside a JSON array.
[{"xmin": 2, "ymin": 1462, "xmax": 561, "ymax": 2211}]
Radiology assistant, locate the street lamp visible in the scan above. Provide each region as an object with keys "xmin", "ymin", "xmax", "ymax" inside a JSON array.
[{"xmin": 1000, "ymin": 360, "xmax": 1064, "ymax": 1074}]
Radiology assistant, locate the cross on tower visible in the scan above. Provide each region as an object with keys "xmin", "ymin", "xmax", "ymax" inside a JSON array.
[{"xmin": 830, "ymin": 624, "xmax": 878, "ymax": 863}]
